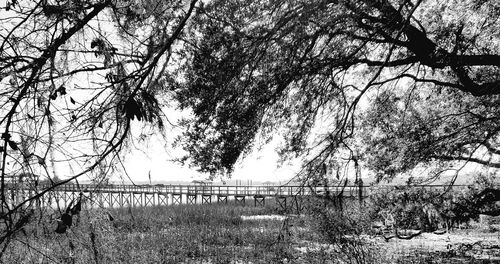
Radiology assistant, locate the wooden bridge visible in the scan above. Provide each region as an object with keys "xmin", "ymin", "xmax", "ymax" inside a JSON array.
[{"xmin": 3, "ymin": 183, "xmax": 468, "ymax": 211}]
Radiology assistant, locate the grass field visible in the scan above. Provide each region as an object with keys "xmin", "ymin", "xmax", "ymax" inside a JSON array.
[
  {"xmin": 1, "ymin": 199, "xmax": 500, "ymax": 263},
  {"xmin": 1, "ymin": 200, "xmax": 335, "ymax": 263}
]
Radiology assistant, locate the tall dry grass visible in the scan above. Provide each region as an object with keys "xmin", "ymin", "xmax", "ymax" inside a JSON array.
[
  {"xmin": 0, "ymin": 199, "xmax": 345, "ymax": 263},
  {"xmin": 3, "ymin": 197, "xmax": 487, "ymax": 263}
]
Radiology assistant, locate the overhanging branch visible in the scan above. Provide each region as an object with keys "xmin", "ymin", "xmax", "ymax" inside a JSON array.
[
  {"xmin": 483, "ymin": 141, "xmax": 500, "ymax": 155},
  {"xmin": 432, "ymin": 155, "xmax": 500, "ymax": 168},
  {"xmin": 366, "ymin": 0, "xmax": 500, "ymax": 96}
]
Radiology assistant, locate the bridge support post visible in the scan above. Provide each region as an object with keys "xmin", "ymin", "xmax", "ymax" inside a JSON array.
[
  {"xmin": 122, "ymin": 193, "xmax": 131, "ymax": 207},
  {"xmin": 254, "ymin": 195, "xmax": 265, "ymax": 207},
  {"xmin": 172, "ymin": 194, "xmax": 182, "ymax": 205},
  {"xmin": 145, "ymin": 193, "xmax": 154, "ymax": 206},
  {"xmin": 202, "ymin": 194, "xmax": 211, "ymax": 204},
  {"xmin": 118, "ymin": 192, "xmax": 123, "ymax": 207},
  {"xmin": 235, "ymin": 195, "xmax": 245, "ymax": 206},
  {"xmin": 217, "ymin": 195, "xmax": 227, "ymax": 204},
  {"xmin": 187, "ymin": 194, "xmax": 196, "ymax": 205},
  {"xmin": 110, "ymin": 193, "xmax": 121, "ymax": 208},
  {"xmin": 107, "ymin": 193, "xmax": 113, "ymax": 208},
  {"xmin": 291, "ymin": 196, "xmax": 305, "ymax": 214},
  {"xmin": 158, "ymin": 193, "xmax": 168, "ymax": 206},
  {"xmin": 133, "ymin": 192, "xmax": 142, "ymax": 207},
  {"xmin": 276, "ymin": 196, "xmax": 287, "ymax": 211}
]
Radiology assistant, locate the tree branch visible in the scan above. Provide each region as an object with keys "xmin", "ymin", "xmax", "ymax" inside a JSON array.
[
  {"xmin": 482, "ymin": 141, "xmax": 500, "ymax": 155},
  {"xmin": 366, "ymin": 0, "xmax": 500, "ymax": 95},
  {"xmin": 353, "ymin": 57, "xmax": 419, "ymax": 67},
  {"xmin": 432, "ymin": 155, "xmax": 500, "ymax": 168},
  {"xmin": 1, "ymin": 0, "xmax": 111, "ymax": 212}
]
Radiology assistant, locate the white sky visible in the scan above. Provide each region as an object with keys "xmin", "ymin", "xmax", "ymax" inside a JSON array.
[
  {"xmin": 115, "ymin": 115, "xmax": 301, "ymax": 183},
  {"xmin": 119, "ymin": 138, "xmax": 300, "ymax": 183}
]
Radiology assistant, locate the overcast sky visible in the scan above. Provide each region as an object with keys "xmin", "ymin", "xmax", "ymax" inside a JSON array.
[
  {"xmin": 119, "ymin": 138, "xmax": 300, "ymax": 183},
  {"xmin": 108, "ymin": 107, "xmax": 301, "ymax": 184}
]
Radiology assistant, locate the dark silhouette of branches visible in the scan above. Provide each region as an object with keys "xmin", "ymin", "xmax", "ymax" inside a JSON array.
[
  {"xmin": 174, "ymin": 0, "xmax": 499, "ymax": 180},
  {"xmin": 0, "ymin": 0, "xmax": 199, "ymax": 256}
]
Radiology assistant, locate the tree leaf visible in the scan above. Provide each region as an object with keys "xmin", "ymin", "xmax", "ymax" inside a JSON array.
[
  {"xmin": 124, "ymin": 98, "xmax": 142, "ymax": 121},
  {"xmin": 58, "ymin": 86, "xmax": 66, "ymax": 95},
  {"xmin": 8, "ymin": 140, "xmax": 18, "ymax": 151},
  {"xmin": 1, "ymin": 133, "xmax": 10, "ymax": 140}
]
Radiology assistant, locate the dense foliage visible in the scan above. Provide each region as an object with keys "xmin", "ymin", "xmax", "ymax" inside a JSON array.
[
  {"xmin": 368, "ymin": 174, "xmax": 500, "ymax": 230},
  {"xmin": 361, "ymin": 87, "xmax": 500, "ymax": 180},
  {"xmin": 175, "ymin": 0, "xmax": 500, "ymax": 181}
]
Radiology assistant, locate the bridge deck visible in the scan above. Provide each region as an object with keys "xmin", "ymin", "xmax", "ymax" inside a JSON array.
[
  {"xmin": 2, "ymin": 183, "xmax": 471, "ymax": 209},
  {"xmin": 9, "ymin": 183, "xmax": 465, "ymax": 197}
]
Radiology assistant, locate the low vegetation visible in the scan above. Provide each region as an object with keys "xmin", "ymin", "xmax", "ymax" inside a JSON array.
[
  {"xmin": 1, "ymin": 195, "xmax": 499, "ymax": 263},
  {"xmin": 0, "ymin": 200, "xmax": 333, "ymax": 263}
]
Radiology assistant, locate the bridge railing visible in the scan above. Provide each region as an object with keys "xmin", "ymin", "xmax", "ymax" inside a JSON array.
[{"xmin": 19, "ymin": 183, "xmax": 480, "ymax": 198}]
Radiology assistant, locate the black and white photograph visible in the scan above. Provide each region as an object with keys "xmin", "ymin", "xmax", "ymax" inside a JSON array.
[{"xmin": 0, "ymin": 0, "xmax": 499, "ymax": 262}]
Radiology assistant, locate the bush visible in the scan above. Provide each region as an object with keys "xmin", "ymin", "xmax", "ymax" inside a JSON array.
[
  {"xmin": 368, "ymin": 187, "xmax": 448, "ymax": 231},
  {"xmin": 368, "ymin": 174, "xmax": 499, "ymax": 232},
  {"xmin": 308, "ymin": 198, "xmax": 376, "ymax": 264}
]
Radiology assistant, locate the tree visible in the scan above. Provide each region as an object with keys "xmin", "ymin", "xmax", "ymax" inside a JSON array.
[
  {"xmin": 176, "ymin": 0, "xmax": 500, "ymax": 182},
  {"xmin": 360, "ymin": 84, "xmax": 500, "ymax": 181},
  {"xmin": 0, "ymin": 0, "xmax": 198, "ymax": 250}
]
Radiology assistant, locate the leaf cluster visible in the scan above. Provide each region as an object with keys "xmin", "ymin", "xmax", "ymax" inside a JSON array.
[{"xmin": 175, "ymin": 0, "xmax": 500, "ymax": 177}]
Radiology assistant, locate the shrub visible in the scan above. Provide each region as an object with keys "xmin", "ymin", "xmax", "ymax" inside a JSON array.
[
  {"xmin": 368, "ymin": 174, "xmax": 499, "ymax": 232},
  {"xmin": 368, "ymin": 187, "xmax": 447, "ymax": 231},
  {"xmin": 308, "ymin": 198, "xmax": 376, "ymax": 264}
]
